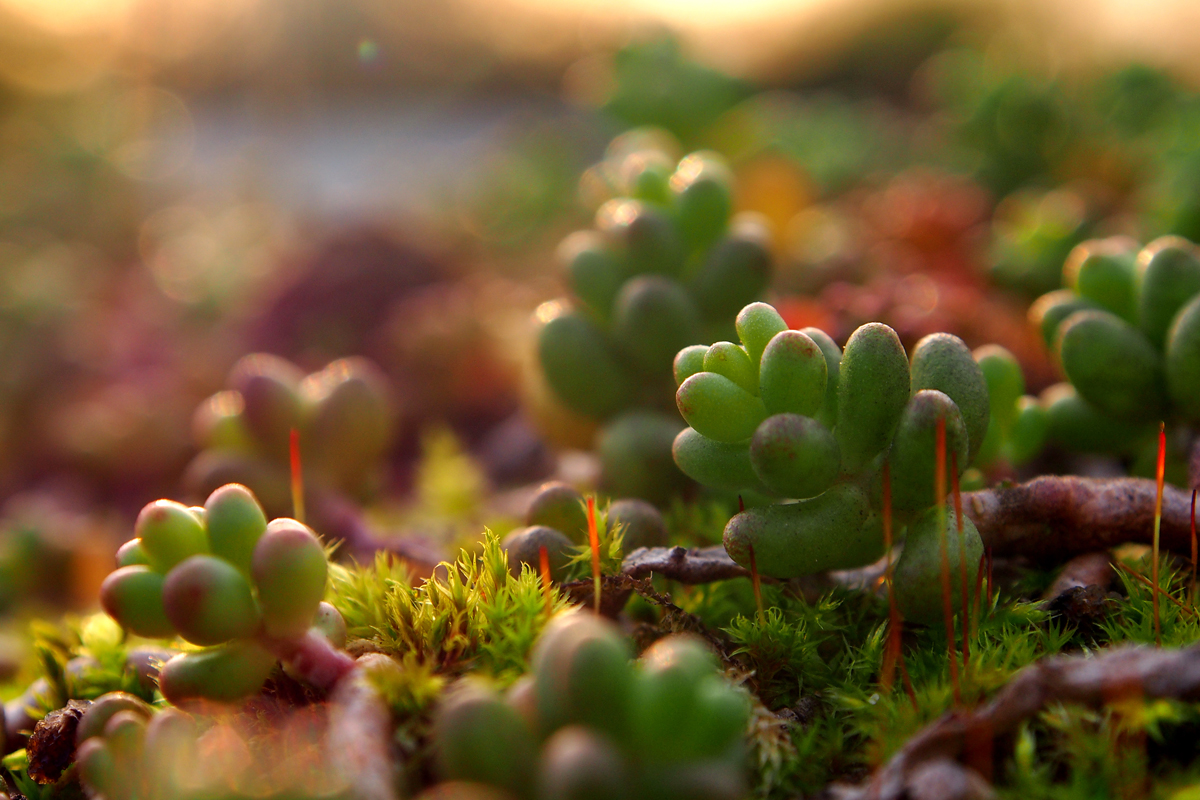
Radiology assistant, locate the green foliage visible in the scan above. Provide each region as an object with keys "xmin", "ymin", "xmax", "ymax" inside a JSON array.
[{"xmin": 327, "ymin": 530, "xmax": 569, "ymax": 684}]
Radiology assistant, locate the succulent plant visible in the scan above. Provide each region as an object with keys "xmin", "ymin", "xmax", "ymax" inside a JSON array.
[
  {"xmin": 502, "ymin": 481, "xmax": 668, "ymax": 582},
  {"xmin": 185, "ymin": 353, "xmax": 394, "ymax": 515},
  {"xmin": 100, "ymin": 484, "xmax": 352, "ymax": 703},
  {"xmin": 1031, "ymin": 235, "xmax": 1200, "ymax": 469},
  {"xmin": 533, "ymin": 136, "xmax": 772, "ymax": 504},
  {"xmin": 428, "ymin": 612, "xmax": 750, "ymax": 800},
  {"xmin": 672, "ymin": 301, "xmax": 987, "ymax": 618}
]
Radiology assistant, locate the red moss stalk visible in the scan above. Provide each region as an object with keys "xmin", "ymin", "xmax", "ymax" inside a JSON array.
[
  {"xmin": 951, "ymin": 453, "xmax": 970, "ymax": 673},
  {"xmin": 880, "ymin": 461, "xmax": 917, "ymax": 708},
  {"xmin": 539, "ymin": 544, "xmax": 553, "ymax": 611},
  {"xmin": 1191, "ymin": 488, "xmax": 1197, "ymax": 608},
  {"xmin": 748, "ymin": 543, "xmax": 765, "ymax": 625},
  {"xmin": 1153, "ymin": 423, "xmax": 1166, "ymax": 646},
  {"xmin": 936, "ymin": 417, "xmax": 961, "ymax": 705},
  {"xmin": 587, "ymin": 496, "xmax": 601, "ymax": 615}
]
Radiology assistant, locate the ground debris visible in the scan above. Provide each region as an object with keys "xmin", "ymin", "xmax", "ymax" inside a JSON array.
[
  {"xmin": 622, "ymin": 545, "xmax": 748, "ymax": 583},
  {"xmin": 26, "ymin": 698, "xmax": 89, "ymax": 784},
  {"xmin": 560, "ymin": 574, "xmax": 635, "ymax": 618},
  {"xmin": 835, "ymin": 643, "xmax": 1200, "ymax": 800},
  {"xmin": 1044, "ymin": 551, "xmax": 1115, "ymax": 600},
  {"xmin": 625, "ymin": 477, "xmax": 1200, "ymax": 589},
  {"xmin": 967, "ymin": 476, "xmax": 1200, "ymax": 564}
]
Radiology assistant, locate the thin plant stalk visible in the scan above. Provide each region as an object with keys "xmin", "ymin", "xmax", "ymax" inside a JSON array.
[
  {"xmin": 1191, "ymin": 488, "xmax": 1197, "ymax": 608},
  {"xmin": 881, "ymin": 460, "xmax": 898, "ymax": 695},
  {"xmin": 587, "ymin": 496, "xmax": 601, "ymax": 615},
  {"xmin": 973, "ymin": 551, "xmax": 987, "ymax": 622},
  {"xmin": 951, "ymin": 452, "xmax": 970, "ymax": 673},
  {"xmin": 935, "ymin": 416, "xmax": 961, "ymax": 705},
  {"xmin": 290, "ymin": 428, "xmax": 306, "ymax": 525},
  {"xmin": 1153, "ymin": 422, "xmax": 1166, "ymax": 646},
  {"xmin": 880, "ymin": 461, "xmax": 918, "ymax": 709},
  {"xmin": 748, "ymin": 543, "xmax": 764, "ymax": 625},
  {"xmin": 1113, "ymin": 560, "xmax": 1196, "ymax": 619},
  {"xmin": 986, "ymin": 548, "xmax": 994, "ymax": 616},
  {"xmin": 539, "ymin": 544, "xmax": 553, "ymax": 612}
]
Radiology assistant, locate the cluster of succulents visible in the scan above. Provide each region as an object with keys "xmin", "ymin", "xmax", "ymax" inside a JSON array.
[
  {"xmin": 501, "ymin": 481, "xmax": 668, "ymax": 582},
  {"xmin": 535, "ymin": 133, "xmax": 772, "ymax": 503},
  {"xmin": 426, "ymin": 612, "xmax": 750, "ymax": 800},
  {"xmin": 186, "ymin": 353, "xmax": 394, "ymax": 515},
  {"xmin": 1031, "ymin": 236, "xmax": 1200, "ymax": 467},
  {"xmin": 100, "ymin": 484, "xmax": 350, "ymax": 703},
  {"xmin": 672, "ymin": 301, "xmax": 984, "ymax": 622},
  {"xmin": 73, "ymin": 693, "xmax": 195, "ymax": 800}
]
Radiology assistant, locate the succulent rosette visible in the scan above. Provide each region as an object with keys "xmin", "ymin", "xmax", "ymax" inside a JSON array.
[
  {"xmin": 100, "ymin": 484, "xmax": 350, "ymax": 703},
  {"xmin": 187, "ymin": 354, "xmax": 394, "ymax": 513},
  {"xmin": 534, "ymin": 133, "xmax": 772, "ymax": 503},
  {"xmin": 672, "ymin": 301, "xmax": 989, "ymax": 622}
]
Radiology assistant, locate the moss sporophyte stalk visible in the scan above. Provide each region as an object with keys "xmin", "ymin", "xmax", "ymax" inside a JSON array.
[{"xmin": 503, "ymin": 480, "xmax": 667, "ymax": 583}]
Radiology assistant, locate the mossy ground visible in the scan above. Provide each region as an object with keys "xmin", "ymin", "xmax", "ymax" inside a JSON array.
[{"xmin": 6, "ymin": 513, "xmax": 1200, "ymax": 799}]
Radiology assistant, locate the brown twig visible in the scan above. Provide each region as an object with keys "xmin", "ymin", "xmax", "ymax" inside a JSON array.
[
  {"xmin": 964, "ymin": 476, "xmax": 1200, "ymax": 564},
  {"xmin": 836, "ymin": 642, "xmax": 1200, "ymax": 800},
  {"xmin": 621, "ymin": 545, "xmax": 749, "ymax": 583},
  {"xmin": 1044, "ymin": 552, "xmax": 1115, "ymax": 601},
  {"xmin": 624, "ymin": 476, "xmax": 1200, "ymax": 587},
  {"xmin": 326, "ymin": 654, "xmax": 404, "ymax": 800}
]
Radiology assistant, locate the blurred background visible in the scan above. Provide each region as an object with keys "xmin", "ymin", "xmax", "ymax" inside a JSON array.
[{"xmin": 2, "ymin": 0, "xmax": 1200, "ymax": 619}]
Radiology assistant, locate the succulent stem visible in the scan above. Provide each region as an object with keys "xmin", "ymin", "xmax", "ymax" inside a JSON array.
[{"xmin": 263, "ymin": 629, "xmax": 356, "ymax": 691}]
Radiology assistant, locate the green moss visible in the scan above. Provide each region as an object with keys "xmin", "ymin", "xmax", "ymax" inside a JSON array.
[{"xmin": 327, "ymin": 530, "xmax": 569, "ymax": 684}]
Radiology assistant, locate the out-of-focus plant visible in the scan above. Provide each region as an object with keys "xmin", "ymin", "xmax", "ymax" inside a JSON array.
[
  {"xmin": 426, "ymin": 613, "xmax": 751, "ymax": 800},
  {"xmin": 185, "ymin": 353, "xmax": 394, "ymax": 515},
  {"xmin": 532, "ymin": 132, "xmax": 772, "ymax": 504},
  {"xmin": 1032, "ymin": 235, "xmax": 1200, "ymax": 482}
]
